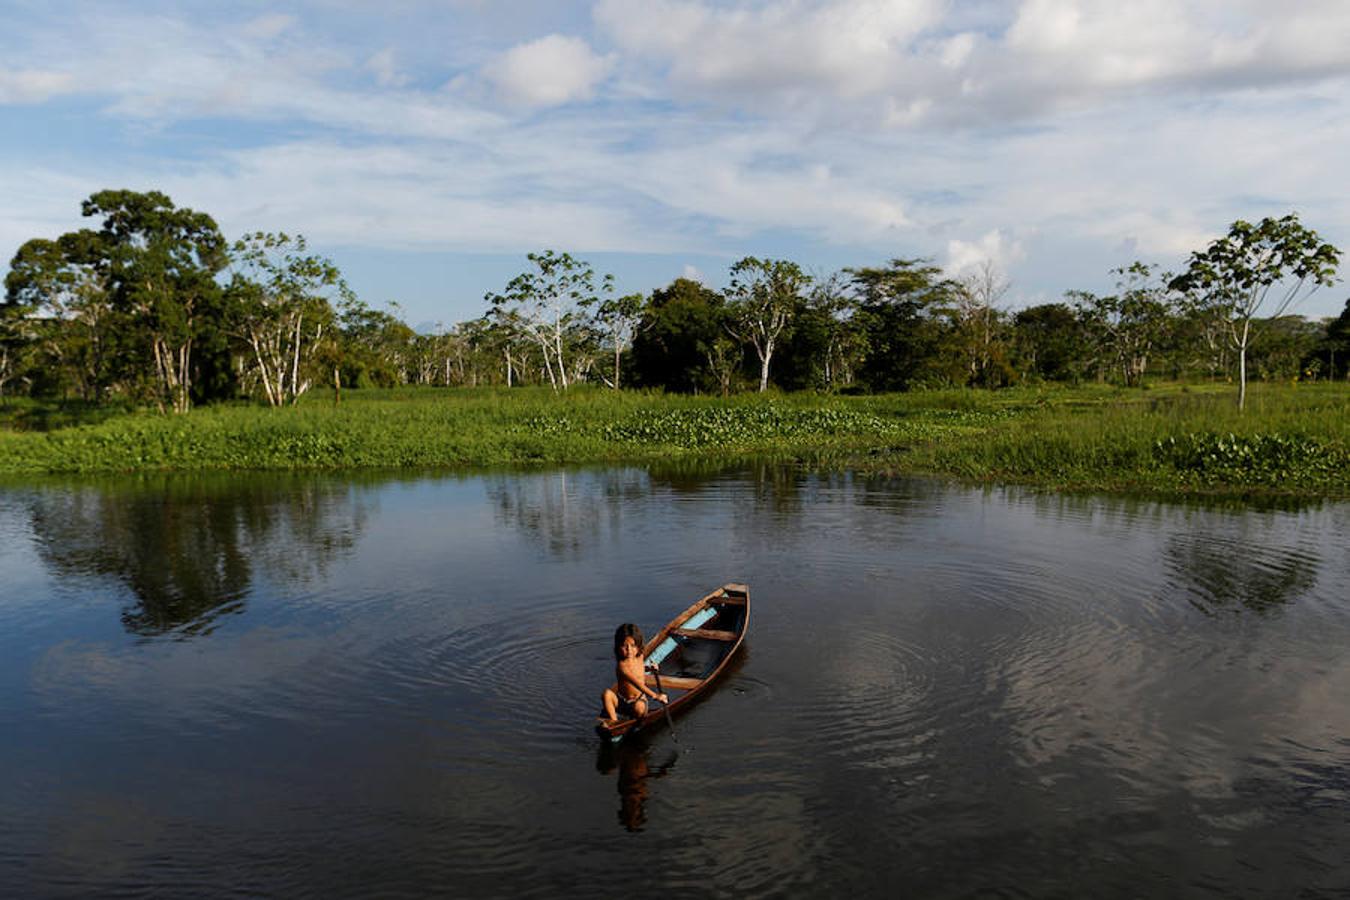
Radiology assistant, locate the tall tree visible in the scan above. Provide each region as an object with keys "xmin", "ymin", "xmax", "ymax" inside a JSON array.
[
  {"xmin": 1174, "ymin": 287, "xmax": 1232, "ymax": 381},
  {"xmin": 1070, "ymin": 262, "xmax": 1174, "ymax": 387},
  {"xmin": 1170, "ymin": 213, "xmax": 1340, "ymax": 409},
  {"xmin": 725, "ymin": 256, "xmax": 810, "ymax": 392},
  {"xmin": 0, "ymin": 294, "xmax": 34, "ymax": 399},
  {"xmin": 485, "ymin": 251, "xmax": 612, "ymax": 391},
  {"xmin": 483, "ymin": 307, "xmax": 532, "ymax": 387},
  {"xmin": 5, "ymin": 231, "xmax": 121, "ymax": 401},
  {"xmin": 1245, "ymin": 315, "xmax": 1321, "ymax": 381},
  {"xmin": 82, "ymin": 190, "xmax": 228, "ymax": 413},
  {"xmin": 1012, "ymin": 303, "xmax": 1083, "ymax": 382},
  {"xmin": 847, "ymin": 259, "xmax": 959, "ymax": 392},
  {"xmin": 1319, "ymin": 299, "xmax": 1350, "ymax": 381},
  {"xmin": 226, "ymin": 232, "xmax": 351, "ymax": 406},
  {"xmin": 631, "ymin": 278, "xmax": 730, "ymax": 393},
  {"xmin": 812, "ymin": 272, "xmax": 864, "ymax": 391},
  {"xmin": 954, "ymin": 259, "xmax": 1012, "ymax": 387},
  {"xmin": 593, "ymin": 292, "xmax": 647, "ymax": 389},
  {"xmin": 775, "ymin": 272, "xmax": 865, "ymax": 392}
]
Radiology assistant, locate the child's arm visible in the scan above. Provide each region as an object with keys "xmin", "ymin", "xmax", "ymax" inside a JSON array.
[
  {"xmin": 644, "ymin": 661, "xmax": 670, "ymax": 703},
  {"xmin": 619, "ymin": 662, "xmax": 667, "ymax": 702}
]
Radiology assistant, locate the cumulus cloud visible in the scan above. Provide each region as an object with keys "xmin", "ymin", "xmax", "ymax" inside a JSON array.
[
  {"xmin": 1003, "ymin": 0, "xmax": 1350, "ymax": 90},
  {"xmin": 3, "ymin": 1, "xmax": 1350, "ymax": 321},
  {"xmin": 594, "ymin": 0, "xmax": 1350, "ymax": 127},
  {"xmin": 0, "ymin": 10, "xmax": 500, "ymax": 137},
  {"xmin": 595, "ymin": 0, "xmax": 943, "ymax": 115},
  {"xmin": 944, "ymin": 230, "xmax": 1025, "ymax": 278},
  {"xmin": 481, "ymin": 34, "xmax": 611, "ymax": 107}
]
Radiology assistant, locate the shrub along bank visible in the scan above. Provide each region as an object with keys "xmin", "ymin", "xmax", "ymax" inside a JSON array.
[{"xmin": 1, "ymin": 383, "xmax": 1346, "ymax": 497}]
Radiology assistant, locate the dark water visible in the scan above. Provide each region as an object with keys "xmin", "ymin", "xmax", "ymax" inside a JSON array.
[{"xmin": 2, "ymin": 464, "xmax": 1349, "ymax": 898}]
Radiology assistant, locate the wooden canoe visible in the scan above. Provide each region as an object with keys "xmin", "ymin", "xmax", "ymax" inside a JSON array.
[{"xmin": 595, "ymin": 583, "xmax": 750, "ymax": 741}]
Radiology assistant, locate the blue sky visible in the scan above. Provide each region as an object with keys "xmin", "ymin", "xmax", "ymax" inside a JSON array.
[{"xmin": 4, "ymin": 0, "xmax": 1350, "ymax": 329}]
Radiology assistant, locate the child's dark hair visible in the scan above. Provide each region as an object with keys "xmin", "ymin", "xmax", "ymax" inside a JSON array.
[{"xmin": 613, "ymin": 623, "xmax": 645, "ymax": 660}]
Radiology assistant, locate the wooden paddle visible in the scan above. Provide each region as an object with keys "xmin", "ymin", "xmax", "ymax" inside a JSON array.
[{"xmin": 649, "ymin": 664, "xmax": 679, "ymax": 745}]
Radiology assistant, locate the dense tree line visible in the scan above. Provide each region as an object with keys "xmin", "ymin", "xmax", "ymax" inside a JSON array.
[{"xmin": 4, "ymin": 192, "xmax": 1347, "ymax": 413}]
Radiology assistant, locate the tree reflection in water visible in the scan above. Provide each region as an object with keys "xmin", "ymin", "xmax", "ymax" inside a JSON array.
[
  {"xmin": 484, "ymin": 469, "xmax": 650, "ymax": 560},
  {"xmin": 24, "ymin": 473, "xmax": 368, "ymax": 637},
  {"xmin": 1015, "ymin": 489, "xmax": 1326, "ymax": 615},
  {"xmin": 1167, "ymin": 529, "xmax": 1320, "ymax": 615}
]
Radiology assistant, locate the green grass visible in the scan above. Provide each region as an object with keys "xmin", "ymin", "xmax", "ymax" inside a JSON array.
[
  {"xmin": 1, "ymin": 382, "xmax": 1347, "ymax": 497},
  {"xmin": 895, "ymin": 382, "xmax": 1350, "ymax": 495}
]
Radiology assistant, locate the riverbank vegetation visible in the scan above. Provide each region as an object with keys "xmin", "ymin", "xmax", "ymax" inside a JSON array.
[
  {"xmin": 1, "ymin": 383, "xmax": 1346, "ymax": 497},
  {"xmin": 5, "ymin": 191, "xmax": 1349, "ymax": 410},
  {"xmin": 3, "ymin": 189, "xmax": 1348, "ymax": 495}
]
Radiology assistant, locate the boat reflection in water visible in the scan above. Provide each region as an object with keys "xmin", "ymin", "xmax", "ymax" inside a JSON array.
[{"xmin": 596, "ymin": 738, "xmax": 677, "ymax": 832}]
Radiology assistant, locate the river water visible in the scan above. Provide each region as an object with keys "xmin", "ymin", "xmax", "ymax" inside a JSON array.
[{"xmin": 1, "ymin": 464, "xmax": 1348, "ymax": 898}]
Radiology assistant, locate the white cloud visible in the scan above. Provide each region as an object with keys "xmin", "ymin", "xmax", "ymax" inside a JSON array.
[
  {"xmin": 1004, "ymin": 0, "xmax": 1350, "ymax": 87},
  {"xmin": 170, "ymin": 140, "xmax": 694, "ymax": 253},
  {"xmin": 365, "ymin": 48, "xmax": 409, "ymax": 88},
  {"xmin": 944, "ymin": 230, "xmax": 1025, "ymax": 277},
  {"xmin": 939, "ymin": 33, "xmax": 976, "ymax": 70},
  {"xmin": 0, "ymin": 68, "xmax": 74, "ymax": 103},
  {"xmin": 3, "ymin": 2, "xmax": 1350, "ymax": 321},
  {"xmin": 596, "ymin": 0, "xmax": 943, "ymax": 115},
  {"xmin": 238, "ymin": 13, "xmax": 296, "ymax": 41},
  {"xmin": 481, "ymin": 34, "xmax": 611, "ymax": 108},
  {"xmin": 681, "ymin": 263, "xmax": 705, "ymax": 282},
  {"xmin": 657, "ymin": 157, "xmax": 906, "ymax": 245},
  {"xmin": 594, "ymin": 0, "xmax": 1350, "ymax": 128}
]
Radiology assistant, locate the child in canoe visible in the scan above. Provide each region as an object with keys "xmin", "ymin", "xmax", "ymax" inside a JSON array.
[{"xmin": 602, "ymin": 623, "xmax": 668, "ymax": 722}]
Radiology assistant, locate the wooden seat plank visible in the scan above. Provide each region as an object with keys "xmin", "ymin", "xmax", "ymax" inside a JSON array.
[
  {"xmin": 674, "ymin": 627, "xmax": 738, "ymax": 641},
  {"xmin": 644, "ymin": 674, "xmax": 704, "ymax": 691}
]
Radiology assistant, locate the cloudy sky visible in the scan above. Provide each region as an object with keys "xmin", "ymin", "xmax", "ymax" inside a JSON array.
[{"xmin": 3, "ymin": 0, "xmax": 1349, "ymax": 327}]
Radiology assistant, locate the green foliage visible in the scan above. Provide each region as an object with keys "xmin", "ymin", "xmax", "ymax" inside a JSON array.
[
  {"xmin": 1170, "ymin": 213, "xmax": 1341, "ymax": 409},
  {"xmin": 484, "ymin": 250, "xmax": 613, "ymax": 390},
  {"xmin": 848, "ymin": 258, "xmax": 961, "ymax": 391},
  {"xmin": 593, "ymin": 291, "xmax": 647, "ymax": 389},
  {"xmin": 7, "ymin": 201, "xmax": 1350, "ymax": 434},
  {"xmin": 905, "ymin": 382, "xmax": 1348, "ymax": 495},
  {"xmin": 1070, "ymin": 262, "xmax": 1176, "ymax": 387},
  {"xmin": 1013, "ymin": 303, "xmax": 1083, "ymax": 382},
  {"xmin": 601, "ymin": 404, "xmax": 900, "ymax": 449},
  {"xmin": 631, "ymin": 278, "xmax": 732, "ymax": 393},
  {"xmin": 725, "ymin": 257, "xmax": 811, "ymax": 392},
  {"xmin": 225, "ymin": 232, "xmax": 350, "ymax": 406},
  {"xmin": 2, "ymin": 383, "xmax": 1343, "ymax": 497},
  {"xmin": 1306, "ymin": 298, "xmax": 1350, "ymax": 381},
  {"xmin": 1153, "ymin": 431, "xmax": 1345, "ymax": 486}
]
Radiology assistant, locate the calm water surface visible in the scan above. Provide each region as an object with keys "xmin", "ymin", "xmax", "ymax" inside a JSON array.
[{"xmin": 1, "ymin": 465, "xmax": 1348, "ymax": 898}]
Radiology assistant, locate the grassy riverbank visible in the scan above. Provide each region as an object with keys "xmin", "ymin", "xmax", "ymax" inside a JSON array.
[{"xmin": 1, "ymin": 383, "xmax": 1347, "ymax": 496}]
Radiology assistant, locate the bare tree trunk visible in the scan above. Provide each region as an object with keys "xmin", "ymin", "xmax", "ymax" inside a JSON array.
[
  {"xmin": 249, "ymin": 330, "xmax": 280, "ymax": 406},
  {"xmin": 534, "ymin": 336, "xmax": 558, "ymax": 389},
  {"xmin": 1239, "ymin": 345, "xmax": 1248, "ymax": 410},
  {"xmin": 553, "ymin": 326, "xmax": 569, "ymax": 389},
  {"xmin": 178, "ymin": 341, "xmax": 191, "ymax": 413},
  {"xmin": 757, "ymin": 337, "xmax": 774, "ymax": 392},
  {"xmin": 289, "ymin": 313, "xmax": 304, "ymax": 404},
  {"xmin": 1237, "ymin": 319, "xmax": 1250, "ymax": 411},
  {"xmin": 152, "ymin": 338, "xmax": 175, "ymax": 414}
]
